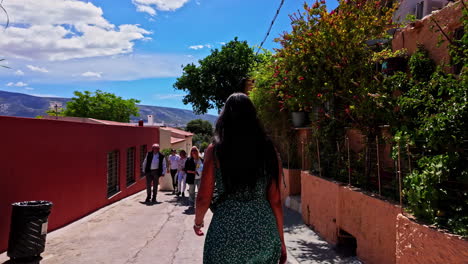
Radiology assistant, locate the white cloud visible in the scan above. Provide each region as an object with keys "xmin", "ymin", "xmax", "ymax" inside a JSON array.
[
  {"xmin": 136, "ymin": 4, "xmax": 157, "ymax": 16},
  {"xmin": 27, "ymin": 65, "xmax": 49, "ymax": 73},
  {"xmin": 29, "ymin": 93, "xmax": 60, "ymax": 98},
  {"xmin": 6, "ymin": 81, "xmax": 28, "ymax": 87},
  {"xmin": 189, "ymin": 45, "xmax": 204, "ymax": 50},
  {"xmin": 14, "ymin": 70, "xmax": 25, "ymax": 76},
  {"xmin": 0, "ymin": 53, "xmax": 197, "ymax": 82},
  {"xmin": 132, "ymin": 0, "xmax": 190, "ymax": 16},
  {"xmin": 82, "ymin": 71, "xmax": 102, "ymax": 78},
  {"xmin": 153, "ymin": 93, "xmax": 185, "ymax": 99},
  {"xmin": 25, "ymin": 87, "xmax": 34, "ymax": 90},
  {"xmin": 188, "ymin": 44, "xmax": 212, "ymax": 50},
  {"xmin": 219, "ymin": 42, "xmax": 226, "ymax": 45},
  {"xmin": 1, "ymin": 0, "xmax": 151, "ymax": 61}
]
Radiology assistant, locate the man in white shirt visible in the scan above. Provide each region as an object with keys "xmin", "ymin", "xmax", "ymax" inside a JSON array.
[
  {"xmin": 142, "ymin": 144, "xmax": 167, "ymax": 203},
  {"xmin": 168, "ymin": 149, "xmax": 180, "ymax": 195}
]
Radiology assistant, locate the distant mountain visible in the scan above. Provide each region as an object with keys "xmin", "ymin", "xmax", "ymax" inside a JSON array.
[{"xmin": 0, "ymin": 90, "xmax": 217, "ymax": 126}]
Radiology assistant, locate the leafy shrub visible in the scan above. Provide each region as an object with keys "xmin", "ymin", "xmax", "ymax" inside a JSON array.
[{"xmin": 408, "ymin": 45, "xmax": 435, "ymax": 82}]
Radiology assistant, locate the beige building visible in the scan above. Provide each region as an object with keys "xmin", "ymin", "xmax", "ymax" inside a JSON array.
[{"xmin": 159, "ymin": 127, "xmax": 193, "ymax": 153}]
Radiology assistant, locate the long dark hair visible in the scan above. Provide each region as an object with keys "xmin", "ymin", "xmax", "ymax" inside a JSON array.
[{"xmin": 213, "ymin": 93, "xmax": 279, "ymax": 194}]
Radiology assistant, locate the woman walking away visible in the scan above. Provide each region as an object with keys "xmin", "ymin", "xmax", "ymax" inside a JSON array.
[
  {"xmin": 169, "ymin": 149, "xmax": 180, "ymax": 194},
  {"xmin": 185, "ymin": 146, "xmax": 203, "ymax": 205},
  {"xmin": 194, "ymin": 93, "xmax": 287, "ymax": 264},
  {"xmin": 177, "ymin": 150, "xmax": 188, "ymax": 197}
]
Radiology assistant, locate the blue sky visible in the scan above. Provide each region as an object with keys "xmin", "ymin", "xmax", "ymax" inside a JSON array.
[{"xmin": 0, "ymin": 0, "xmax": 338, "ymax": 115}]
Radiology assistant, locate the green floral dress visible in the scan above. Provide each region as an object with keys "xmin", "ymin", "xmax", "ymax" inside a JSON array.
[{"xmin": 203, "ymin": 169, "xmax": 281, "ymax": 264}]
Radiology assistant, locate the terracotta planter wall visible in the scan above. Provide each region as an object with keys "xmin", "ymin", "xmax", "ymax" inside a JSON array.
[
  {"xmin": 301, "ymin": 171, "xmax": 468, "ymax": 264},
  {"xmin": 396, "ymin": 214, "xmax": 468, "ymax": 264},
  {"xmin": 301, "ymin": 172, "xmax": 340, "ymax": 244},
  {"xmin": 338, "ymin": 187, "xmax": 401, "ymax": 264}
]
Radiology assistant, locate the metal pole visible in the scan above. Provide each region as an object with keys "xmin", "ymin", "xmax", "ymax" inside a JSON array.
[
  {"xmin": 364, "ymin": 137, "xmax": 368, "ymax": 180},
  {"xmin": 406, "ymin": 142, "xmax": 412, "ymax": 174},
  {"xmin": 376, "ymin": 136, "xmax": 381, "ymax": 196},
  {"xmin": 287, "ymin": 138, "xmax": 290, "ymax": 170},
  {"xmin": 397, "ymin": 143, "xmax": 403, "ymax": 211},
  {"xmin": 316, "ymin": 137, "xmax": 321, "ymax": 177},
  {"xmin": 301, "ymin": 139, "xmax": 305, "ymax": 170},
  {"xmin": 347, "ymin": 136, "xmax": 351, "ymax": 186}
]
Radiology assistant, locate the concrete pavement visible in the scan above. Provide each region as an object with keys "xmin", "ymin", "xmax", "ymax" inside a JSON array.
[{"xmin": 1, "ymin": 190, "xmax": 361, "ymax": 264}]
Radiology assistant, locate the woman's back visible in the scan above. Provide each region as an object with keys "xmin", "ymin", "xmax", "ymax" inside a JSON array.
[
  {"xmin": 194, "ymin": 93, "xmax": 286, "ymax": 264},
  {"xmin": 203, "ymin": 165, "xmax": 281, "ymax": 264}
]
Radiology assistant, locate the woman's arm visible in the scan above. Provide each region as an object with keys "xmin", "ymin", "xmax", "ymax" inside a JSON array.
[
  {"xmin": 267, "ymin": 153, "xmax": 287, "ymax": 263},
  {"xmin": 194, "ymin": 144, "xmax": 215, "ymax": 235}
]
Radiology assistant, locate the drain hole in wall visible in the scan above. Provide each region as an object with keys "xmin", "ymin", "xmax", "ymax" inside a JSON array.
[{"xmin": 336, "ymin": 229, "xmax": 357, "ymax": 257}]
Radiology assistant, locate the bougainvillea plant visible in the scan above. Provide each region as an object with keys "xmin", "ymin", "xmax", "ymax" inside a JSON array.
[{"xmin": 272, "ymin": 0, "xmax": 397, "ymax": 116}]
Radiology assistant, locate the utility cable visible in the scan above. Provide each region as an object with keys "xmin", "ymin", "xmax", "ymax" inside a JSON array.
[
  {"xmin": 0, "ymin": 0, "xmax": 9, "ymax": 31},
  {"xmin": 256, "ymin": 0, "xmax": 285, "ymax": 54}
]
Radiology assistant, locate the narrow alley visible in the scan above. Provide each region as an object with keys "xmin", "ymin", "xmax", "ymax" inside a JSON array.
[{"xmin": 0, "ymin": 190, "xmax": 360, "ymax": 264}]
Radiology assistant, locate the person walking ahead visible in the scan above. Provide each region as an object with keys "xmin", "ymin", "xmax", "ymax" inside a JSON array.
[
  {"xmin": 142, "ymin": 144, "xmax": 166, "ymax": 203},
  {"xmin": 185, "ymin": 146, "xmax": 203, "ymax": 205},
  {"xmin": 177, "ymin": 150, "xmax": 188, "ymax": 197},
  {"xmin": 194, "ymin": 93, "xmax": 287, "ymax": 264},
  {"xmin": 168, "ymin": 149, "xmax": 180, "ymax": 194}
]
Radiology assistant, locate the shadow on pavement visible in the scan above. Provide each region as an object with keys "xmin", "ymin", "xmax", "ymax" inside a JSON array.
[
  {"xmin": 159, "ymin": 192, "xmax": 195, "ymax": 215},
  {"xmin": 2, "ymin": 256, "xmax": 42, "ymax": 264},
  {"xmin": 183, "ymin": 206, "xmax": 195, "ymax": 215},
  {"xmin": 283, "ymin": 207, "xmax": 362, "ymax": 264}
]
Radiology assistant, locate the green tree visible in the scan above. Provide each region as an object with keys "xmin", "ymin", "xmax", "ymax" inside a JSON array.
[
  {"xmin": 186, "ymin": 119, "xmax": 213, "ymax": 148},
  {"xmin": 64, "ymin": 90, "xmax": 140, "ymax": 122},
  {"xmin": 174, "ymin": 37, "xmax": 261, "ymax": 114},
  {"xmin": 186, "ymin": 119, "xmax": 213, "ymax": 135}
]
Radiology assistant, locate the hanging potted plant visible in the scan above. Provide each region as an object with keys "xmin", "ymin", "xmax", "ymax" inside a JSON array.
[{"xmin": 284, "ymin": 96, "xmax": 310, "ymax": 127}]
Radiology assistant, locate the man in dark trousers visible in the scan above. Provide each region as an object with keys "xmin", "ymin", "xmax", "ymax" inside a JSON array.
[{"xmin": 142, "ymin": 144, "xmax": 167, "ymax": 203}]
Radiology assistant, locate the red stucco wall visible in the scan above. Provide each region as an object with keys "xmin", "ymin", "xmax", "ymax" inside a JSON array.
[
  {"xmin": 396, "ymin": 214, "xmax": 468, "ymax": 264},
  {"xmin": 0, "ymin": 116, "xmax": 159, "ymax": 252},
  {"xmin": 392, "ymin": 2, "xmax": 463, "ymax": 67}
]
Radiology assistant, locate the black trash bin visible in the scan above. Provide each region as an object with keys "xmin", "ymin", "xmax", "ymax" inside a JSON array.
[{"xmin": 7, "ymin": 201, "xmax": 53, "ymax": 260}]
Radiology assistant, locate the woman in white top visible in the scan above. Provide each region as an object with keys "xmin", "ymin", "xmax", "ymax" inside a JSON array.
[
  {"xmin": 177, "ymin": 150, "xmax": 188, "ymax": 197},
  {"xmin": 169, "ymin": 149, "xmax": 181, "ymax": 194}
]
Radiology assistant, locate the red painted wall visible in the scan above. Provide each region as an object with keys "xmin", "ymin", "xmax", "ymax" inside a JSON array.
[{"xmin": 0, "ymin": 116, "xmax": 159, "ymax": 252}]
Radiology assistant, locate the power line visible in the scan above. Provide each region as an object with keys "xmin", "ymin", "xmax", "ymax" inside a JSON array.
[
  {"xmin": 256, "ymin": 0, "xmax": 285, "ymax": 55},
  {"xmin": 0, "ymin": 0, "xmax": 9, "ymax": 31}
]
